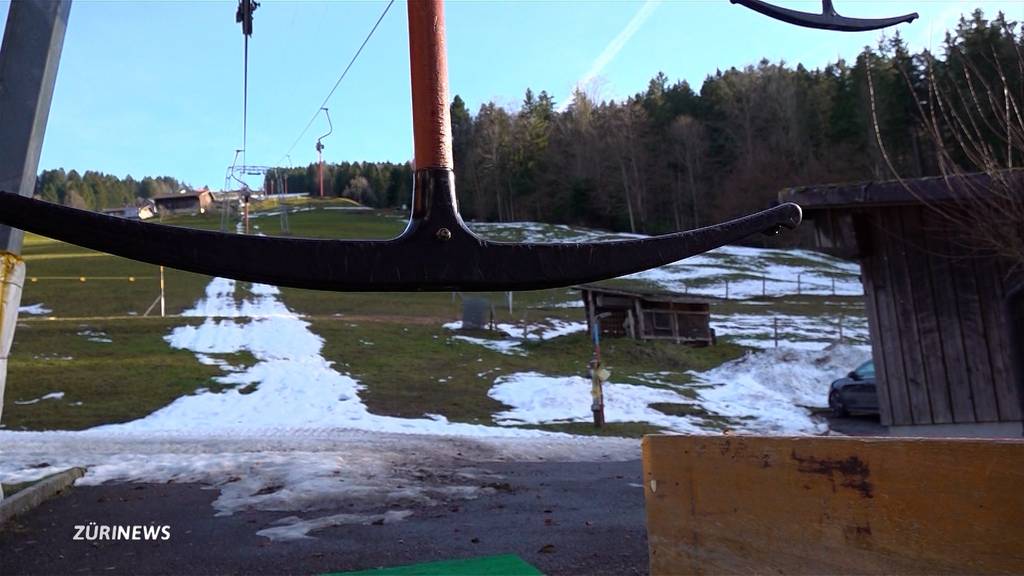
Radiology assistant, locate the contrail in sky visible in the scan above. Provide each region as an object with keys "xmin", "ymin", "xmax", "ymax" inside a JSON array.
[{"xmin": 559, "ymin": 0, "xmax": 662, "ymax": 111}]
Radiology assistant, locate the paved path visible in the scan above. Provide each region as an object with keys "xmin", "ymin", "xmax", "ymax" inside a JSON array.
[{"xmin": 0, "ymin": 460, "xmax": 648, "ymax": 576}]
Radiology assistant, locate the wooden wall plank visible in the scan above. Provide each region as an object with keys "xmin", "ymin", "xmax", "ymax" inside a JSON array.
[
  {"xmin": 900, "ymin": 207, "xmax": 953, "ymax": 423},
  {"xmin": 873, "ymin": 214, "xmax": 914, "ymax": 425},
  {"xmin": 922, "ymin": 210, "xmax": 976, "ymax": 423},
  {"xmin": 853, "ymin": 214, "xmax": 893, "ymax": 426},
  {"xmin": 643, "ymin": 435, "xmax": 1024, "ymax": 576},
  {"xmin": 974, "ymin": 257, "xmax": 1020, "ymax": 420},
  {"xmin": 948, "ymin": 250, "xmax": 1000, "ymax": 422},
  {"xmin": 884, "ymin": 208, "xmax": 933, "ymax": 424}
]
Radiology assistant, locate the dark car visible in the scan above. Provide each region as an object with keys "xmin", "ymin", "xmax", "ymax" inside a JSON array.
[{"xmin": 828, "ymin": 360, "xmax": 879, "ymax": 417}]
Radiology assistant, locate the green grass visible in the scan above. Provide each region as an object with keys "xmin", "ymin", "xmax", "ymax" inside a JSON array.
[
  {"xmin": 19, "ymin": 234, "xmax": 212, "ymax": 318},
  {"xmin": 2, "ymin": 318, "xmax": 223, "ymax": 431}
]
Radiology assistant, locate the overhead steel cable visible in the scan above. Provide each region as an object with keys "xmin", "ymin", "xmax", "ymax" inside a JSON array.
[
  {"xmin": 277, "ymin": 0, "xmax": 395, "ymax": 165},
  {"xmin": 236, "ymin": 0, "xmax": 259, "ymax": 167}
]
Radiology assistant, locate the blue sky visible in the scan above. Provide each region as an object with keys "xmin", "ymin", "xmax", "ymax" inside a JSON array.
[{"xmin": 1, "ymin": 0, "xmax": 1021, "ymax": 189}]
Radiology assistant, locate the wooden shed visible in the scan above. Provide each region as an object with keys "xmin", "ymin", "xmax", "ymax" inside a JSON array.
[
  {"xmin": 153, "ymin": 188, "xmax": 214, "ymax": 215},
  {"xmin": 782, "ymin": 173, "xmax": 1023, "ymax": 437},
  {"xmin": 576, "ymin": 284, "xmax": 714, "ymax": 346}
]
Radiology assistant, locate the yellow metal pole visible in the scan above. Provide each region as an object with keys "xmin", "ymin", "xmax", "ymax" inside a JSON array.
[{"xmin": 0, "ymin": 253, "xmax": 25, "ymax": 419}]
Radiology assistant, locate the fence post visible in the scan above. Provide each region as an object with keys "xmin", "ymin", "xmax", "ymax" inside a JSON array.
[
  {"xmin": 838, "ymin": 314, "xmax": 844, "ymax": 343},
  {"xmin": 797, "ymin": 274, "xmax": 802, "ymax": 295},
  {"xmin": 832, "ymin": 277, "xmax": 836, "ymax": 296},
  {"xmin": 725, "ymin": 280, "xmax": 730, "ymax": 300},
  {"xmin": 774, "ymin": 317, "xmax": 779, "ymax": 348},
  {"xmin": 762, "ymin": 275, "xmax": 766, "ymax": 297}
]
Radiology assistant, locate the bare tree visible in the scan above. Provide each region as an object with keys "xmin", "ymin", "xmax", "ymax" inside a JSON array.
[
  {"xmin": 670, "ymin": 115, "xmax": 707, "ymax": 229},
  {"xmin": 866, "ymin": 20, "xmax": 1024, "ymax": 275}
]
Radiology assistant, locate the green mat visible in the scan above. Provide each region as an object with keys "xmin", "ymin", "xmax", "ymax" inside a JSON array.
[{"xmin": 327, "ymin": 554, "xmax": 543, "ymax": 576}]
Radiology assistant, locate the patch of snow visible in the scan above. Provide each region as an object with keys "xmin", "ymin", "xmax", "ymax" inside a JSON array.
[
  {"xmin": 687, "ymin": 344, "xmax": 871, "ymax": 434},
  {"xmin": 257, "ymin": 510, "xmax": 413, "ymax": 541},
  {"xmin": 443, "ymin": 318, "xmax": 586, "ymax": 354},
  {"xmin": 0, "ymin": 431, "xmax": 638, "ymax": 525},
  {"xmin": 18, "ymin": 303, "xmax": 51, "ymax": 315},
  {"xmin": 32, "ymin": 353, "xmax": 73, "ymax": 361},
  {"xmin": 712, "ymin": 313, "xmax": 869, "ymax": 350},
  {"xmin": 488, "ymin": 344, "xmax": 870, "ymax": 436},
  {"xmin": 494, "ymin": 320, "xmax": 587, "ymax": 340},
  {"xmin": 451, "ymin": 335, "xmax": 525, "ymax": 356},
  {"xmin": 468, "ymin": 221, "xmax": 863, "ymax": 300},
  {"xmin": 489, "ymin": 373, "xmax": 706, "ymax": 434},
  {"xmin": 77, "ymin": 329, "xmax": 111, "ymax": 343},
  {"xmin": 13, "ymin": 392, "xmax": 64, "ymax": 405},
  {"xmin": 93, "ymin": 279, "xmax": 549, "ymax": 438}
]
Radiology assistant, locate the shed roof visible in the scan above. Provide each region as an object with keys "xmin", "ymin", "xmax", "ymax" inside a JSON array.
[
  {"xmin": 573, "ymin": 283, "xmax": 711, "ymax": 304},
  {"xmin": 152, "ymin": 189, "xmax": 213, "ymax": 201},
  {"xmin": 780, "ymin": 170, "xmax": 1023, "ymax": 210}
]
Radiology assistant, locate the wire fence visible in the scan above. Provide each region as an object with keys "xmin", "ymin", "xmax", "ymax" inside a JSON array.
[
  {"xmin": 712, "ymin": 313, "xmax": 870, "ymax": 348},
  {"xmin": 26, "ymin": 276, "xmax": 153, "ymax": 283},
  {"xmin": 676, "ymin": 272, "xmax": 863, "ymax": 299}
]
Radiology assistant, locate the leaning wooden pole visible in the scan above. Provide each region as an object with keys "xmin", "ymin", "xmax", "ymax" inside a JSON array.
[{"xmin": 0, "ymin": 0, "xmax": 71, "ymax": 421}]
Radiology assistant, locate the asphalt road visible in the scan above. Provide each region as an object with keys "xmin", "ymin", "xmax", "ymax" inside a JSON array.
[
  {"xmin": 826, "ymin": 414, "xmax": 887, "ymax": 436},
  {"xmin": 0, "ymin": 460, "xmax": 648, "ymax": 576}
]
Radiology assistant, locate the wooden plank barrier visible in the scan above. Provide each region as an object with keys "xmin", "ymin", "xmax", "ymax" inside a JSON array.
[{"xmin": 642, "ymin": 436, "xmax": 1024, "ymax": 575}]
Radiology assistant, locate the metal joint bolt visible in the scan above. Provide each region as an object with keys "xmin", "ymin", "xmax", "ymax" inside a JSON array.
[{"xmin": 436, "ymin": 227, "xmax": 452, "ymax": 241}]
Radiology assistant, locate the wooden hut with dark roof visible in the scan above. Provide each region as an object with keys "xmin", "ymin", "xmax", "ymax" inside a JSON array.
[
  {"xmin": 781, "ymin": 172, "xmax": 1023, "ymax": 437},
  {"xmin": 575, "ymin": 284, "xmax": 714, "ymax": 346}
]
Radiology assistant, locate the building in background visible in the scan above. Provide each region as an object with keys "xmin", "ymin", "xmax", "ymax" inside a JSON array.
[
  {"xmin": 782, "ymin": 173, "xmax": 1022, "ymax": 437},
  {"xmin": 576, "ymin": 284, "xmax": 714, "ymax": 346},
  {"xmin": 152, "ymin": 188, "xmax": 214, "ymax": 216}
]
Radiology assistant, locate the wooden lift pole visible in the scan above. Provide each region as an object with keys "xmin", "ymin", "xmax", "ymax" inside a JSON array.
[{"xmin": 0, "ymin": 0, "xmax": 71, "ymax": 421}]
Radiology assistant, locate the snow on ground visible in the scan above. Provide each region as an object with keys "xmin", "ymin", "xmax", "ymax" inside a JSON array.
[
  {"xmin": 76, "ymin": 328, "xmax": 111, "ymax": 343},
  {"xmin": 444, "ymin": 319, "xmax": 587, "ymax": 341},
  {"xmin": 712, "ymin": 312, "xmax": 869, "ymax": 351},
  {"xmin": 95, "ymin": 278, "xmax": 551, "ymax": 438},
  {"xmin": 443, "ymin": 319, "xmax": 587, "ymax": 356},
  {"xmin": 689, "ymin": 344, "xmax": 871, "ymax": 434},
  {"xmin": 451, "ymin": 334, "xmax": 525, "ymax": 356},
  {"xmin": 12, "ymin": 392, "xmax": 64, "ymax": 405},
  {"xmin": 0, "ymin": 430, "xmax": 636, "ymax": 539},
  {"xmin": 488, "ymin": 344, "xmax": 870, "ymax": 436},
  {"xmin": 468, "ymin": 221, "xmax": 646, "ymax": 244},
  {"xmin": 470, "ymin": 221, "xmax": 862, "ymax": 300},
  {"xmin": 490, "ymin": 373, "xmax": 707, "ymax": 434},
  {"xmin": 18, "ymin": 303, "xmax": 51, "ymax": 315},
  {"xmin": 628, "ymin": 244, "xmax": 862, "ymax": 299}
]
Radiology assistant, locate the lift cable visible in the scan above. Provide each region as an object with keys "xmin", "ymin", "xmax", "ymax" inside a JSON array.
[
  {"xmin": 277, "ymin": 0, "xmax": 395, "ymax": 165},
  {"xmin": 236, "ymin": 0, "xmax": 259, "ymax": 166}
]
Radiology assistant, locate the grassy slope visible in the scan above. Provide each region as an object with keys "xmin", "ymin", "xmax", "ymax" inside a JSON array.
[
  {"xmin": 3, "ymin": 318, "xmax": 222, "ymax": 430},
  {"xmin": 5, "ymin": 203, "xmax": 860, "ymax": 435}
]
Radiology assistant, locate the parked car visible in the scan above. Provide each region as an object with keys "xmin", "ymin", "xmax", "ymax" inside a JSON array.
[{"xmin": 828, "ymin": 360, "xmax": 879, "ymax": 417}]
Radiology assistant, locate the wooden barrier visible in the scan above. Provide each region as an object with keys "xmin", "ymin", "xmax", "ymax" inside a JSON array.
[{"xmin": 642, "ymin": 436, "xmax": 1024, "ymax": 575}]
